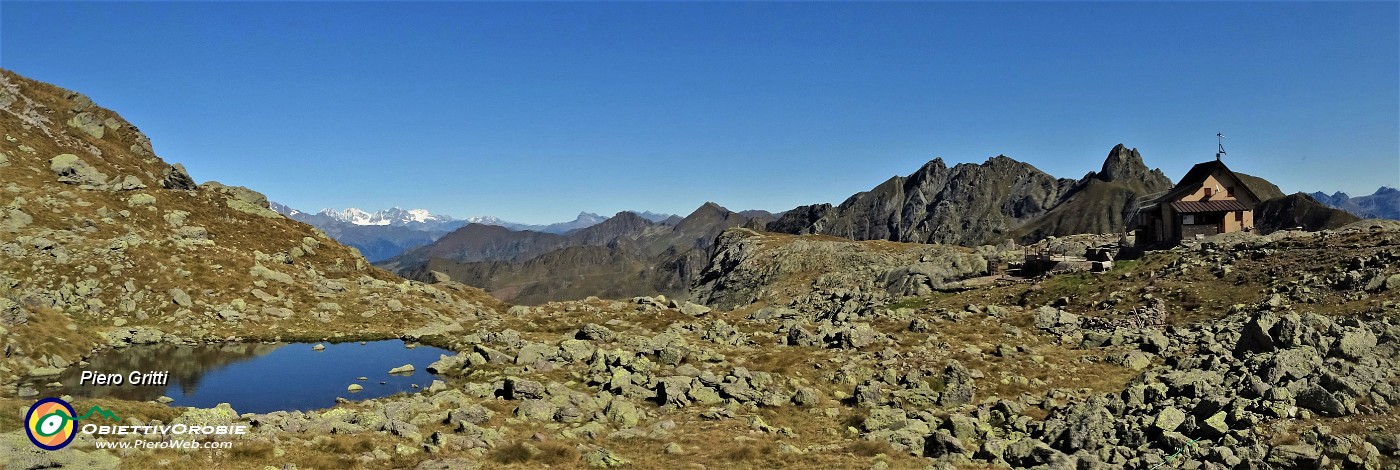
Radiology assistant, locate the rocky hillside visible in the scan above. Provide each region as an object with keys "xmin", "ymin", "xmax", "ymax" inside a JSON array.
[
  {"xmin": 388, "ymin": 203, "xmax": 767, "ymax": 305},
  {"xmin": 10, "ymin": 212, "xmax": 1399, "ymax": 469},
  {"xmin": 1255, "ymin": 192, "xmax": 1362, "ymax": 233},
  {"xmin": 692, "ymin": 228, "xmax": 987, "ymax": 314},
  {"xmin": 0, "ymin": 69, "xmax": 498, "ymax": 385},
  {"xmin": 1313, "ymin": 187, "xmax": 1400, "ymax": 220},
  {"xmin": 767, "ymin": 144, "xmax": 1172, "ymax": 246}
]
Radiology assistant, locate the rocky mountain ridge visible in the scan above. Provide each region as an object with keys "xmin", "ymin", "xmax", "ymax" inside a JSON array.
[
  {"xmin": 767, "ymin": 144, "xmax": 1173, "ymax": 246},
  {"xmin": 1312, "ymin": 187, "xmax": 1400, "ymax": 221},
  {"xmin": 387, "ymin": 203, "xmax": 774, "ymax": 304}
]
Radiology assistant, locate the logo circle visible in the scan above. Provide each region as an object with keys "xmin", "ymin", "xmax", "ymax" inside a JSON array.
[{"xmin": 25, "ymin": 398, "xmax": 77, "ymax": 450}]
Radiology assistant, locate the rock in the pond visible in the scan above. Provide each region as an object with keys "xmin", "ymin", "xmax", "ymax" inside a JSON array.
[
  {"xmin": 312, "ymin": 343, "xmax": 326, "ymax": 351},
  {"xmin": 389, "ymin": 364, "xmax": 416, "ymax": 374},
  {"xmin": 348, "ymin": 384, "xmax": 364, "ymax": 392}
]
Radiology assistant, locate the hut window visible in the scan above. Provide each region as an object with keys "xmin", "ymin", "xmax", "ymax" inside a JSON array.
[
  {"xmin": 1235, "ymin": 211, "xmax": 1244, "ymax": 222},
  {"xmin": 1204, "ymin": 187, "xmax": 1214, "ymax": 197},
  {"xmin": 1227, "ymin": 187, "xmax": 1236, "ymax": 197},
  {"xmin": 1183, "ymin": 214, "xmax": 1196, "ymax": 225}
]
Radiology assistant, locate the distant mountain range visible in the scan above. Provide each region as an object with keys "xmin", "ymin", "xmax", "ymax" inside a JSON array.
[
  {"xmin": 1309, "ymin": 187, "xmax": 1400, "ymax": 220},
  {"xmin": 269, "ymin": 204, "xmax": 676, "ymax": 261},
  {"xmin": 382, "ymin": 203, "xmax": 775, "ymax": 304},
  {"xmin": 382, "ymin": 144, "xmax": 1358, "ymax": 305}
]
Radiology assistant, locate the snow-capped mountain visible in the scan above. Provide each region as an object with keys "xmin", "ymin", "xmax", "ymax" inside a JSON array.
[
  {"xmin": 271, "ymin": 203, "xmax": 670, "ymax": 261},
  {"xmin": 317, "ymin": 207, "xmax": 455, "ymax": 227},
  {"xmin": 269, "ymin": 201, "xmax": 302, "ymax": 217}
]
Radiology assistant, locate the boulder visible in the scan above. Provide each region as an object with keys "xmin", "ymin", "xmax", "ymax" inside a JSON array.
[
  {"xmin": 445, "ymin": 405, "xmax": 494, "ymax": 426},
  {"xmin": 1335, "ymin": 328, "xmax": 1377, "ymax": 361},
  {"xmin": 503, "ymin": 377, "xmax": 546, "ymax": 400},
  {"xmin": 161, "ymin": 163, "xmax": 197, "ymax": 190},
  {"xmin": 1267, "ymin": 444, "xmax": 1321, "ymax": 467},
  {"xmin": 127, "ymin": 193, "xmax": 156, "ymax": 206},
  {"xmin": 678, "ymin": 302, "xmax": 711, "ymax": 317},
  {"xmin": 605, "ymin": 399, "xmax": 641, "ymax": 428},
  {"xmin": 172, "ymin": 403, "xmax": 238, "ymax": 427},
  {"xmin": 514, "ymin": 399, "xmax": 558, "ymax": 422},
  {"xmin": 862, "ymin": 407, "xmax": 909, "ymax": 432},
  {"xmin": 1200, "ymin": 411, "xmax": 1230, "ymax": 437},
  {"xmin": 1236, "ymin": 313, "xmax": 1277, "ymax": 354},
  {"xmin": 67, "ymin": 112, "xmax": 105, "ymax": 138},
  {"xmin": 1003, "ymin": 438, "xmax": 1065, "ymax": 467},
  {"xmin": 925, "ymin": 429, "xmax": 969, "ymax": 458},
  {"xmin": 585, "ymin": 448, "xmax": 628, "ymax": 468},
  {"xmin": 201, "ymin": 181, "xmax": 278, "ymax": 217},
  {"xmin": 939, "ymin": 361, "xmax": 975, "ymax": 406},
  {"xmin": 111, "ymin": 175, "xmax": 146, "ymax": 191},
  {"xmin": 426, "ymin": 354, "xmax": 466, "ymax": 374},
  {"xmin": 1153, "ymin": 407, "xmax": 1186, "ymax": 432},
  {"xmin": 1034, "ymin": 306, "xmax": 1079, "ymax": 332},
  {"xmin": 1296, "ymin": 384, "xmax": 1349, "ymax": 416},
  {"xmin": 50, "ymin": 154, "xmax": 109, "ymax": 186},
  {"xmin": 168, "ymin": 288, "xmax": 192, "ymax": 307},
  {"xmin": 577, "ymin": 323, "xmax": 615, "ymax": 341}
]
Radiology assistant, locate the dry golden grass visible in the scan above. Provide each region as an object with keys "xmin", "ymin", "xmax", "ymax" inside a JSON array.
[{"xmin": 489, "ymin": 440, "xmax": 581, "ymax": 466}]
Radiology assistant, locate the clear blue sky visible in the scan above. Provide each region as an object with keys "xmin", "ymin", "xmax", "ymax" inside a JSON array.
[{"xmin": 3, "ymin": 2, "xmax": 1396, "ymax": 224}]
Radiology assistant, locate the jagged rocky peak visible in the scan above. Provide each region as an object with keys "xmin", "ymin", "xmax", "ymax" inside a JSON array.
[{"xmin": 1097, "ymin": 143, "xmax": 1170, "ymax": 189}]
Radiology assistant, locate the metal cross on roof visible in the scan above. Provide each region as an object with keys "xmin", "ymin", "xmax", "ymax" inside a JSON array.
[{"xmin": 1216, "ymin": 133, "xmax": 1226, "ymax": 161}]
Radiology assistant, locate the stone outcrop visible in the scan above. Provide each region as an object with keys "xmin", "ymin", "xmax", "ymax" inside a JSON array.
[{"xmin": 691, "ymin": 228, "xmax": 987, "ymax": 315}]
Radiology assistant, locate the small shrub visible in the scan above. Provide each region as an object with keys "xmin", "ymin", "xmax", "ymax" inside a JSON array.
[
  {"xmin": 491, "ymin": 442, "xmax": 536, "ymax": 465},
  {"xmin": 849, "ymin": 440, "xmax": 895, "ymax": 457}
]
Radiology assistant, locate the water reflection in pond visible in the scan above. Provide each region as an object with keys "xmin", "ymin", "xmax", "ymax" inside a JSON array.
[{"xmin": 26, "ymin": 341, "xmax": 454, "ymax": 413}]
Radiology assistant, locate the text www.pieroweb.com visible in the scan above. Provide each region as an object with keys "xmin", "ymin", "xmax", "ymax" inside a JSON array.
[{"xmin": 93, "ymin": 439, "xmax": 234, "ymax": 450}]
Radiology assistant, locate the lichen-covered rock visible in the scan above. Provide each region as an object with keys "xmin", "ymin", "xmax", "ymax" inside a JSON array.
[
  {"xmin": 1335, "ymin": 328, "xmax": 1377, "ymax": 361},
  {"xmin": 577, "ymin": 323, "xmax": 615, "ymax": 341},
  {"xmin": 172, "ymin": 403, "xmax": 238, "ymax": 427},
  {"xmin": 50, "ymin": 153, "xmax": 109, "ymax": 186},
  {"xmin": 0, "ymin": 432, "xmax": 119, "ymax": 470},
  {"xmin": 1153, "ymin": 407, "xmax": 1185, "ymax": 432},
  {"xmin": 514, "ymin": 399, "xmax": 558, "ymax": 422},
  {"xmin": 67, "ymin": 112, "xmax": 105, "ymax": 138},
  {"xmin": 201, "ymin": 181, "xmax": 279, "ymax": 217},
  {"xmin": 1267, "ymin": 444, "xmax": 1321, "ymax": 468},
  {"xmin": 585, "ymin": 447, "xmax": 628, "ymax": 468},
  {"xmin": 168, "ymin": 288, "xmax": 192, "ymax": 307},
  {"xmin": 939, "ymin": 361, "xmax": 975, "ymax": 406}
]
